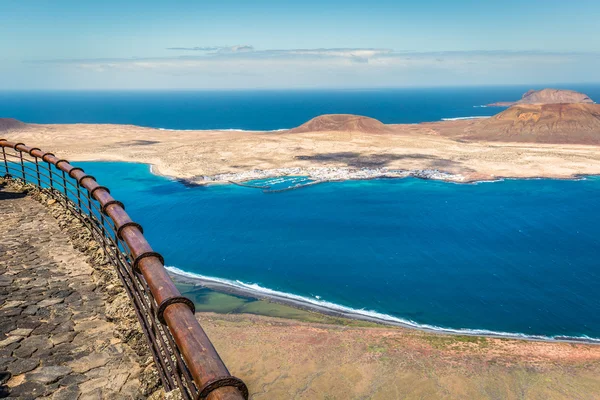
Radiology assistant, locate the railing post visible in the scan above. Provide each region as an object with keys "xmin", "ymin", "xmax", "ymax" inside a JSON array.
[
  {"xmin": 47, "ymin": 160, "xmax": 53, "ymax": 189},
  {"xmin": 61, "ymin": 169, "xmax": 68, "ymax": 208},
  {"xmin": 19, "ymin": 151, "xmax": 25, "ymax": 181},
  {"xmin": 76, "ymin": 181, "xmax": 82, "ymax": 210},
  {"xmin": 35, "ymin": 157, "xmax": 41, "ymax": 186},
  {"xmin": 1, "ymin": 146, "xmax": 8, "ymax": 177}
]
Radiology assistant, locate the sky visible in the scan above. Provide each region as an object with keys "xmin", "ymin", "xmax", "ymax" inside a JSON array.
[{"xmin": 1, "ymin": 0, "xmax": 599, "ymax": 90}]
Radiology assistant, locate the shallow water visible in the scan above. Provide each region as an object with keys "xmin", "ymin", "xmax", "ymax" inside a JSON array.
[{"xmin": 8, "ymin": 161, "xmax": 600, "ymax": 339}]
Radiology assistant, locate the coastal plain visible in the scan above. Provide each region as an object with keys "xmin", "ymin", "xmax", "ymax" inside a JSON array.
[
  {"xmin": 3, "ymin": 117, "xmax": 600, "ymax": 184},
  {"xmin": 204, "ymin": 312, "xmax": 600, "ymax": 399}
]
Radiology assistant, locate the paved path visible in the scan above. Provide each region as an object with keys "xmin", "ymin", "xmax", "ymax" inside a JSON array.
[{"xmin": 0, "ymin": 183, "xmax": 149, "ymax": 399}]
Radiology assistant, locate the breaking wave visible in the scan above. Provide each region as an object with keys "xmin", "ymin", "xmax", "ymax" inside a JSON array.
[
  {"xmin": 166, "ymin": 266, "xmax": 600, "ymax": 344},
  {"xmin": 441, "ymin": 116, "xmax": 492, "ymax": 121}
]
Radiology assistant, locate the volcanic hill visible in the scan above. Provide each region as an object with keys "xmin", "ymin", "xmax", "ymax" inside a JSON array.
[
  {"xmin": 488, "ymin": 89, "xmax": 594, "ymax": 107},
  {"xmin": 0, "ymin": 118, "xmax": 26, "ymax": 132},
  {"xmin": 288, "ymin": 114, "xmax": 392, "ymax": 134},
  {"xmin": 461, "ymin": 103, "xmax": 600, "ymax": 144}
]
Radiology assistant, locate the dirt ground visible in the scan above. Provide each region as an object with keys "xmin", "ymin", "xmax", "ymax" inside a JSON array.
[{"xmin": 202, "ymin": 312, "xmax": 600, "ymax": 400}]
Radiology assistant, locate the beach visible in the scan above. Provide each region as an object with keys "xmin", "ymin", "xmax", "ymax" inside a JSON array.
[{"xmin": 169, "ymin": 268, "xmax": 600, "ymax": 344}]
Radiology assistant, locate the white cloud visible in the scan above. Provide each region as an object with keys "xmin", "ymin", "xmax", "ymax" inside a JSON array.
[
  {"xmin": 167, "ymin": 45, "xmax": 255, "ymax": 53},
  {"xmin": 16, "ymin": 47, "xmax": 600, "ymax": 89}
]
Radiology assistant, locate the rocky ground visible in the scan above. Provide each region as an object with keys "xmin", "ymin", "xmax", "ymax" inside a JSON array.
[{"xmin": 0, "ymin": 180, "xmax": 164, "ymax": 399}]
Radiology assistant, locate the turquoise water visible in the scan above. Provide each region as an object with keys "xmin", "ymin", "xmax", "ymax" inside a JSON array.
[
  {"xmin": 2, "ymin": 85, "xmax": 600, "ymax": 130},
  {"xmin": 16, "ymin": 161, "xmax": 598, "ymax": 340}
]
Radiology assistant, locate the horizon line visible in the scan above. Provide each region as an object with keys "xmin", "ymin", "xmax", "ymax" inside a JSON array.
[{"xmin": 2, "ymin": 82, "xmax": 600, "ymax": 92}]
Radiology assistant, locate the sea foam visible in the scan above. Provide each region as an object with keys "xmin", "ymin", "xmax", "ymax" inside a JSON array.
[
  {"xmin": 166, "ymin": 266, "xmax": 600, "ymax": 344},
  {"xmin": 441, "ymin": 116, "xmax": 491, "ymax": 121}
]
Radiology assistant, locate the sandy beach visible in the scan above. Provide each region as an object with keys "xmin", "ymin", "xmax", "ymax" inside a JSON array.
[{"xmin": 3, "ymin": 119, "xmax": 600, "ymax": 186}]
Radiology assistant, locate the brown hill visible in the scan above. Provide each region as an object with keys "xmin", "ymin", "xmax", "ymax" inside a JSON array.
[
  {"xmin": 289, "ymin": 114, "xmax": 391, "ymax": 134},
  {"xmin": 0, "ymin": 118, "xmax": 26, "ymax": 132},
  {"xmin": 488, "ymin": 89, "xmax": 594, "ymax": 107},
  {"xmin": 461, "ymin": 103, "xmax": 600, "ymax": 144}
]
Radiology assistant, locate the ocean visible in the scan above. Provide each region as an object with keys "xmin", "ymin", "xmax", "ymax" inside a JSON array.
[
  {"xmin": 2, "ymin": 86, "xmax": 600, "ymax": 341},
  {"xmin": 16, "ymin": 161, "xmax": 595, "ymax": 341},
  {"xmin": 2, "ymin": 84, "xmax": 600, "ymax": 130}
]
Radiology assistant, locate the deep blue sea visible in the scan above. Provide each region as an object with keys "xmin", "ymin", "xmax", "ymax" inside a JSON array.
[
  {"xmin": 2, "ymin": 84, "xmax": 600, "ymax": 130},
  {"xmin": 3, "ymin": 86, "xmax": 600, "ymax": 340},
  {"xmin": 9, "ymin": 161, "xmax": 594, "ymax": 341}
]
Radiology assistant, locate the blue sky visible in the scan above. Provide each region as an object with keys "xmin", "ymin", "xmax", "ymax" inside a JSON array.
[{"xmin": 1, "ymin": 0, "xmax": 599, "ymax": 89}]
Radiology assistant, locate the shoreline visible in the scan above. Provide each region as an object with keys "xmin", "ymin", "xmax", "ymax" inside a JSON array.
[
  {"xmin": 6, "ymin": 119, "xmax": 600, "ymax": 188},
  {"xmin": 167, "ymin": 267, "xmax": 600, "ymax": 345},
  {"xmin": 147, "ymin": 162, "xmax": 593, "ymax": 189},
  {"xmin": 147, "ymin": 162, "xmax": 593, "ymax": 191}
]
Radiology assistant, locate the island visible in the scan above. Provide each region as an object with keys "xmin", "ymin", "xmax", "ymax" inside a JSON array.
[{"xmin": 2, "ymin": 89, "xmax": 600, "ymax": 187}]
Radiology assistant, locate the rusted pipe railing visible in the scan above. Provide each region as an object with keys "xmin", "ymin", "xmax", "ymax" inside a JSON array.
[{"xmin": 0, "ymin": 139, "xmax": 248, "ymax": 400}]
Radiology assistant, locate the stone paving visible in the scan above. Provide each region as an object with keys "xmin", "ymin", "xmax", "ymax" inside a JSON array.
[{"xmin": 0, "ymin": 182, "xmax": 159, "ymax": 399}]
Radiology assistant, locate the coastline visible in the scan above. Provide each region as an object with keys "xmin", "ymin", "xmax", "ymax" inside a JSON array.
[
  {"xmin": 167, "ymin": 267, "xmax": 600, "ymax": 345},
  {"xmin": 5, "ymin": 120, "xmax": 600, "ymax": 186},
  {"xmin": 194, "ymin": 166, "xmax": 466, "ymax": 186},
  {"xmin": 149, "ymin": 161, "xmax": 593, "ymax": 189}
]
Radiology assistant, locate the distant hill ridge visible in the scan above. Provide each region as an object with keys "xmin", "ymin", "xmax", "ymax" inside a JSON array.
[
  {"xmin": 0, "ymin": 118, "xmax": 26, "ymax": 132},
  {"xmin": 488, "ymin": 89, "xmax": 594, "ymax": 107},
  {"xmin": 462, "ymin": 103, "xmax": 600, "ymax": 144}
]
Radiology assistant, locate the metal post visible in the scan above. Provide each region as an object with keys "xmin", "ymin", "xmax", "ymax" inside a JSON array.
[
  {"xmin": 100, "ymin": 213, "xmax": 108, "ymax": 240},
  {"xmin": 62, "ymin": 170, "xmax": 68, "ymax": 208},
  {"xmin": 48, "ymin": 161, "xmax": 53, "ymax": 189},
  {"xmin": 76, "ymin": 181, "xmax": 82, "ymax": 210},
  {"xmin": 1, "ymin": 146, "xmax": 8, "ymax": 177},
  {"xmin": 19, "ymin": 151, "xmax": 25, "ymax": 181},
  {"xmin": 35, "ymin": 157, "xmax": 41, "ymax": 186}
]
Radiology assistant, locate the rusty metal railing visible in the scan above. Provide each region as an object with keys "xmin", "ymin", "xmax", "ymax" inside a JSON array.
[{"xmin": 0, "ymin": 139, "xmax": 248, "ymax": 400}]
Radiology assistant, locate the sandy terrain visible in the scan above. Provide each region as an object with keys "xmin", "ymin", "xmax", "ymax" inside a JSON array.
[
  {"xmin": 3, "ymin": 120, "xmax": 600, "ymax": 184},
  {"xmin": 202, "ymin": 312, "xmax": 600, "ymax": 399}
]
